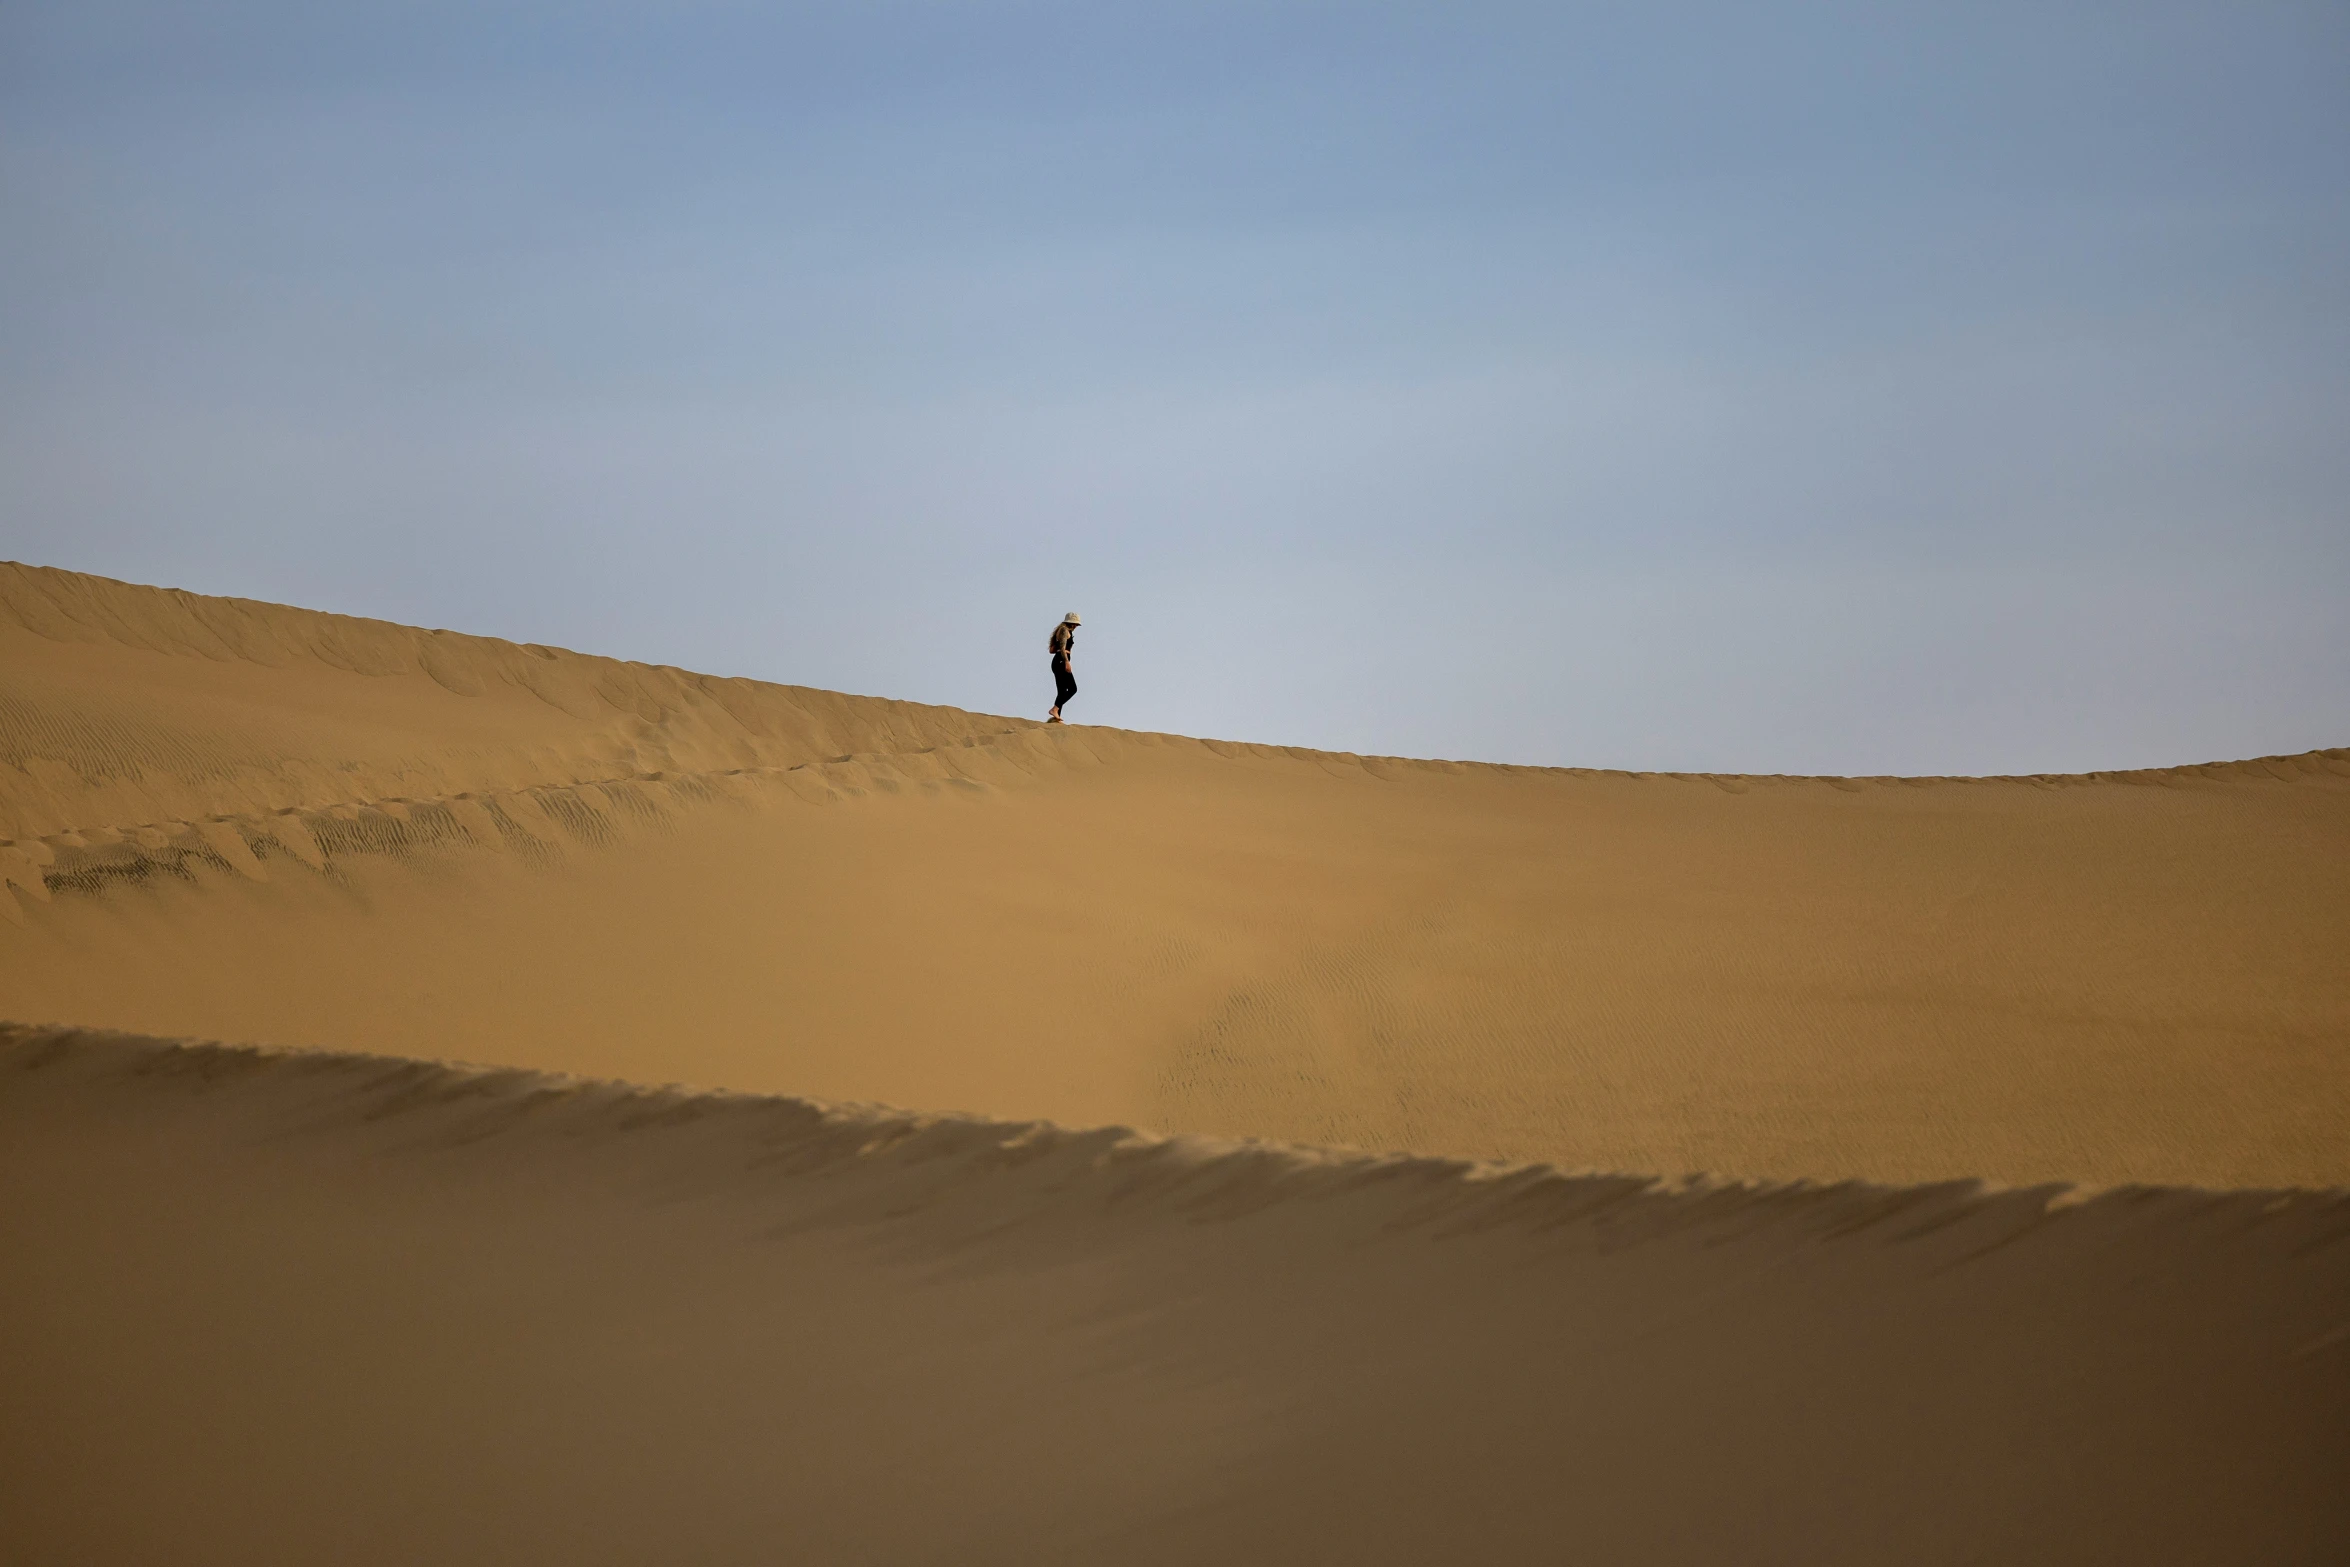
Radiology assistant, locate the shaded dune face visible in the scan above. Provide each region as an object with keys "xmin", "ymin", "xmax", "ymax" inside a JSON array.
[
  {"xmin": 5, "ymin": 1026, "xmax": 2347, "ymax": 1567},
  {"xmin": 3, "ymin": 559, "xmax": 2348, "ymax": 1187}
]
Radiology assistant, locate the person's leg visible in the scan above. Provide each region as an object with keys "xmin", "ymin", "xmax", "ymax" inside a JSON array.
[{"xmin": 1054, "ymin": 660, "xmax": 1077, "ymax": 717}]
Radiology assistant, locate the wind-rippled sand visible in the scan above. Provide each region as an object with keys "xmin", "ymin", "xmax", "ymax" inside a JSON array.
[{"xmin": 4, "ymin": 562, "xmax": 2346, "ymax": 1563}]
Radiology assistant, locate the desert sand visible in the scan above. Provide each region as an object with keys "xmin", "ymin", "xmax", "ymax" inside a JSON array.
[{"xmin": 4, "ymin": 560, "xmax": 2347, "ymax": 1562}]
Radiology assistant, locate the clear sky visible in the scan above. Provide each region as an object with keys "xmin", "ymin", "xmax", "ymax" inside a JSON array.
[{"xmin": 5, "ymin": 1, "xmax": 2344, "ymax": 773}]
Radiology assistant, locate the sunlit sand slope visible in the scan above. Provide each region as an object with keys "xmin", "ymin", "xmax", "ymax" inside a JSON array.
[
  {"xmin": 5, "ymin": 1024, "xmax": 2345, "ymax": 1567},
  {"xmin": 5, "ymin": 562, "xmax": 2348, "ymax": 1185},
  {"xmin": 0, "ymin": 559, "xmax": 1019, "ymax": 840}
]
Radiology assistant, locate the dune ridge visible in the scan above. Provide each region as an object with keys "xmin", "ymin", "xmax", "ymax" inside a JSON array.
[
  {"xmin": 7, "ymin": 561, "xmax": 2349, "ymax": 1188},
  {"xmin": 0, "ymin": 560, "xmax": 1040, "ymax": 841},
  {"xmin": 31, "ymin": 1018, "xmax": 2347, "ymax": 1228},
  {"xmin": 5, "ymin": 1019, "xmax": 2346, "ymax": 1565},
  {"xmin": 8, "ymin": 560, "xmax": 2344, "ymax": 849}
]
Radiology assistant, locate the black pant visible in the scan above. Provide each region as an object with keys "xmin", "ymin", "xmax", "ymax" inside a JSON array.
[{"xmin": 1052, "ymin": 657, "xmax": 1076, "ymax": 712}]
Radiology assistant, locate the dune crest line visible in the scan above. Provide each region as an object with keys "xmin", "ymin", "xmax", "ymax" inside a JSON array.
[
  {"xmin": 8, "ymin": 560, "xmax": 2343, "ymax": 849},
  {"xmin": 4, "ymin": 1020, "xmax": 2347, "ymax": 1566},
  {"xmin": 8, "ymin": 1019, "xmax": 2346, "ymax": 1213}
]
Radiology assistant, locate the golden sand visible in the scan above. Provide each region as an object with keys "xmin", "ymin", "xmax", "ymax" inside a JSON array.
[{"xmin": 4, "ymin": 561, "xmax": 2345, "ymax": 1562}]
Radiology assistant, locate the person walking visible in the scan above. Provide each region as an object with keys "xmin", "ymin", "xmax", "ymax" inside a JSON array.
[{"xmin": 1047, "ymin": 612, "xmax": 1080, "ymax": 723}]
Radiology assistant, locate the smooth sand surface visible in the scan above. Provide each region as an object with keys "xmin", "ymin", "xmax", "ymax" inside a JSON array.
[
  {"xmin": 5, "ymin": 561, "xmax": 2347, "ymax": 1186},
  {"xmin": 7, "ymin": 1024, "xmax": 2348, "ymax": 1566},
  {"xmin": 5, "ymin": 561, "xmax": 2348, "ymax": 1561}
]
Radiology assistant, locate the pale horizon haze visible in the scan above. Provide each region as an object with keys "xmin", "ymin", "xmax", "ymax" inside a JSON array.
[{"xmin": 4, "ymin": 1, "xmax": 2345, "ymax": 774}]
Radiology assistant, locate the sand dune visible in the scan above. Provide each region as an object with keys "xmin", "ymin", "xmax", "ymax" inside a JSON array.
[
  {"xmin": 0, "ymin": 559, "xmax": 1023, "ymax": 842},
  {"xmin": 7, "ymin": 563, "xmax": 2349, "ymax": 1561},
  {"xmin": 5, "ymin": 562, "xmax": 2347, "ymax": 1186},
  {"xmin": 6, "ymin": 1022, "xmax": 2347, "ymax": 1566}
]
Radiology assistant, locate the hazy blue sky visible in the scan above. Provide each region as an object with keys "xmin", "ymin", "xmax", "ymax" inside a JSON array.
[{"xmin": 5, "ymin": 1, "xmax": 2344, "ymax": 772}]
